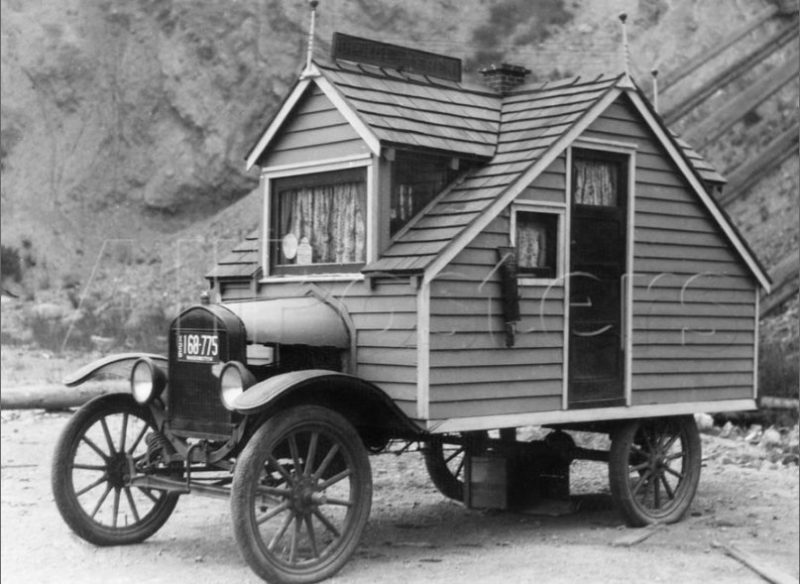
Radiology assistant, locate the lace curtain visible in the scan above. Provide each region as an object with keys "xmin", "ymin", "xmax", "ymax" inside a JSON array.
[
  {"xmin": 517, "ymin": 214, "xmax": 549, "ymax": 271},
  {"xmin": 278, "ymin": 181, "xmax": 366, "ymax": 264},
  {"xmin": 573, "ymin": 159, "xmax": 618, "ymax": 206}
]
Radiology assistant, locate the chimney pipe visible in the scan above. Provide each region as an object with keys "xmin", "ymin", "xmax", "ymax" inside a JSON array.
[
  {"xmin": 651, "ymin": 68, "xmax": 659, "ymax": 112},
  {"xmin": 479, "ymin": 63, "xmax": 531, "ymax": 95}
]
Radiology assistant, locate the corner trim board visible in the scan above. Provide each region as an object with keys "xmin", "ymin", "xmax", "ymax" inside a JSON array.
[
  {"xmin": 625, "ymin": 149, "xmax": 636, "ymax": 406},
  {"xmin": 562, "ymin": 146, "xmax": 573, "ymax": 410},
  {"xmin": 416, "ymin": 280, "xmax": 431, "ymax": 419},
  {"xmin": 753, "ymin": 290, "xmax": 760, "ymax": 400}
]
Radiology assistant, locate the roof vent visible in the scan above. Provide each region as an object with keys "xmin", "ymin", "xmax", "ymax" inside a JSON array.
[{"xmin": 479, "ymin": 63, "xmax": 532, "ymax": 94}]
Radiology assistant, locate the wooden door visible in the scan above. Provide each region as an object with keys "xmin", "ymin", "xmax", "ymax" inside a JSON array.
[{"xmin": 568, "ymin": 151, "xmax": 627, "ymax": 408}]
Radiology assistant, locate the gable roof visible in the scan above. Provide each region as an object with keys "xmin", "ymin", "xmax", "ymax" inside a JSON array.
[{"xmin": 237, "ymin": 55, "xmax": 769, "ymax": 291}]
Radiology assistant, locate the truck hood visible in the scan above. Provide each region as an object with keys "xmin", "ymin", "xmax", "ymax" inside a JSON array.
[{"xmin": 222, "ymin": 297, "xmax": 350, "ymax": 348}]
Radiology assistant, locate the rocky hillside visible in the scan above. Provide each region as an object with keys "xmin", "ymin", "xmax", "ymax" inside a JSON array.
[{"xmin": 1, "ymin": 0, "xmax": 797, "ymax": 356}]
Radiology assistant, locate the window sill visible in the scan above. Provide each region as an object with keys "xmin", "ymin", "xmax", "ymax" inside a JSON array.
[
  {"xmin": 518, "ymin": 277, "xmax": 562, "ymax": 286},
  {"xmin": 260, "ymin": 273, "xmax": 366, "ymax": 284}
]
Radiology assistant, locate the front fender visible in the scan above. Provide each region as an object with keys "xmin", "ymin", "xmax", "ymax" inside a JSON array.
[
  {"xmin": 232, "ymin": 369, "xmax": 421, "ymax": 436},
  {"xmin": 63, "ymin": 352, "xmax": 167, "ymax": 387}
]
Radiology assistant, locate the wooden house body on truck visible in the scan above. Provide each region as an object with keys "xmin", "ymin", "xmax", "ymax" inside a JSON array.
[
  {"xmin": 210, "ymin": 34, "xmax": 770, "ymax": 434},
  {"xmin": 52, "ymin": 32, "xmax": 775, "ymax": 584}
]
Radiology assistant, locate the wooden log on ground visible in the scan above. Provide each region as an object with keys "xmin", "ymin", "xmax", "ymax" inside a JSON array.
[
  {"xmin": 684, "ymin": 55, "xmax": 800, "ymax": 150},
  {"xmin": 0, "ymin": 381, "xmax": 128, "ymax": 410}
]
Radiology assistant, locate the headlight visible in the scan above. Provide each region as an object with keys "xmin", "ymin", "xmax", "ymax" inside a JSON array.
[
  {"xmin": 219, "ymin": 361, "xmax": 255, "ymax": 411},
  {"xmin": 130, "ymin": 358, "xmax": 167, "ymax": 404}
]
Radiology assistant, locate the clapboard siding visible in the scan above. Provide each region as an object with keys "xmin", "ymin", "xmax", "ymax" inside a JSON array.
[
  {"xmin": 633, "ymin": 359, "xmax": 754, "ymax": 374},
  {"xmin": 633, "ymin": 301, "xmax": 755, "ymax": 317},
  {"xmin": 261, "ymin": 87, "xmax": 370, "ymax": 167},
  {"xmin": 632, "ymin": 386, "xmax": 752, "ymax": 406},
  {"xmin": 220, "ymin": 281, "xmax": 254, "ymax": 300},
  {"xmin": 581, "ymin": 95, "xmax": 757, "ymax": 405},
  {"xmin": 429, "ymin": 330, "xmax": 564, "ymax": 350},
  {"xmin": 429, "ymin": 395, "xmax": 563, "ymax": 419},
  {"xmin": 633, "ymin": 344, "xmax": 755, "ymax": 360},
  {"xmin": 428, "ymin": 158, "xmax": 566, "ymax": 420},
  {"xmin": 633, "ymin": 329, "xmax": 754, "ymax": 346}
]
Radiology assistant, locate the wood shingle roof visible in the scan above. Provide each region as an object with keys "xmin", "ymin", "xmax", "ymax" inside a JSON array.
[
  {"xmin": 206, "ymin": 230, "xmax": 260, "ymax": 280},
  {"xmin": 315, "ymin": 59, "xmax": 501, "ymax": 159},
  {"xmin": 364, "ymin": 73, "xmax": 621, "ymax": 273},
  {"xmin": 217, "ymin": 55, "xmax": 734, "ymax": 281}
]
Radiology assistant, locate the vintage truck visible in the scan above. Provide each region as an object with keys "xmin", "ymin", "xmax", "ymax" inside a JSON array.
[{"xmin": 52, "ymin": 32, "xmax": 770, "ymax": 584}]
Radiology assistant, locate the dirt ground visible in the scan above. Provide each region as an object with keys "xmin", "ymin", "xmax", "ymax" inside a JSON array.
[{"xmin": 1, "ymin": 405, "xmax": 798, "ymax": 584}]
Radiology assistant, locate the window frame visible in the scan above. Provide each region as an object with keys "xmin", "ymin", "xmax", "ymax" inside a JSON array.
[
  {"xmin": 260, "ymin": 155, "xmax": 374, "ymax": 282},
  {"xmin": 510, "ymin": 202, "xmax": 565, "ymax": 286},
  {"xmin": 567, "ymin": 137, "xmax": 638, "ymax": 409},
  {"xmin": 388, "ymin": 150, "xmax": 462, "ymax": 237}
]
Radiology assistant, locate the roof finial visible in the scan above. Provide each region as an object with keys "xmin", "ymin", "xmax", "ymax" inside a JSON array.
[
  {"xmin": 618, "ymin": 13, "xmax": 634, "ymax": 88},
  {"xmin": 302, "ymin": 0, "xmax": 319, "ymax": 77},
  {"xmin": 651, "ymin": 68, "xmax": 659, "ymax": 112}
]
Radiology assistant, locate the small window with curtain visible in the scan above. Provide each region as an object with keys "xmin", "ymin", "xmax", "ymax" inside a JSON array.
[
  {"xmin": 515, "ymin": 210, "xmax": 558, "ymax": 278},
  {"xmin": 271, "ymin": 168, "xmax": 367, "ymax": 274},
  {"xmin": 572, "ymin": 154, "xmax": 622, "ymax": 207}
]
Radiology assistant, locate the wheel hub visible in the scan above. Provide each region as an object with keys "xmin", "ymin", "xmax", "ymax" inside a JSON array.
[
  {"xmin": 291, "ymin": 478, "xmax": 322, "ymax": 513},
  {"xmin": 107, "ymin": 452, "xmax": 134, "ymax": 489}
]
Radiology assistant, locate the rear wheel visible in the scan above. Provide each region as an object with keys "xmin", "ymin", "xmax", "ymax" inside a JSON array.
[
  {"xmin": 52, "ymin": 394, "xmax": 179, "ymax": 545},
  {"xmin": 231, "ymin": 405, "xmax": 372, "ymax": 584},
  {"xmin": 423, "ymin": 431, "xmax": 488, "ymax": 502},
  {"xmin": 609, "ymin": 416, "xmax": 701, "ymax": 526}
]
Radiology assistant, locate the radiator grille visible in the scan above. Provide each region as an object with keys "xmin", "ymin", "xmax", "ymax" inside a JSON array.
[{"xmin": 167, "ymin": 305, "xmax": 246, "ymax": 438}]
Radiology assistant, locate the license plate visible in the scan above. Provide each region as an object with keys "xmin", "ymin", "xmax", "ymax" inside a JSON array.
[{"xmin": 176, "ymin": 331, "xmax": 220, "ymax": 363}]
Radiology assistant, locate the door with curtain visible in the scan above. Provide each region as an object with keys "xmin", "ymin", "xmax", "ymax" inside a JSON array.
[{"xmin": 568, "ymin": 150, "xmax": 628, "ymax": 408}]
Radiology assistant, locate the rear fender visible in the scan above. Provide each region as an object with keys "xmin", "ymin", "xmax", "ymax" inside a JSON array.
[
  {"xmin": 233, "ymin": 369, "xmax": 422, "ymax": 441},
  {"xmin": 63, "ymin": 352, "xmax": 167, "ymax": 387}
]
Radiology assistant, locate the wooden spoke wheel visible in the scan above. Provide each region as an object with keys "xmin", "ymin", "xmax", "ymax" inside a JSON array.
[
  {"xmin": 51, "ymin": 394, "xmax": 179, "ymax": 546},
  {"xmin": 423, "ymin": 431, "xmax": 488, "ymax": 502},
  {"xmin": 231, "ymin": 406, "xmax": 372, "ymax": 584},
  {"xmin": 609, "ymin": 416, "xmax": 701, "ymax": 526}
]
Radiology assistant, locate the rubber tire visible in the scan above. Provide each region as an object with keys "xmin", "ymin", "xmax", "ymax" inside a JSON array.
[
  {"xmin": 423, "ymin": 431, "xmax": 488, "ymax": 502},
  {"xmin": 609, "ymin": 416, "xmax": 701, "ymax": 527},
  {"xmin": 52, "ymin": 394, "xmax": 179, "ymax": 546},
  {"xmin": 231, "ymin": 405, "xmax": 372, "ymax": 584}
]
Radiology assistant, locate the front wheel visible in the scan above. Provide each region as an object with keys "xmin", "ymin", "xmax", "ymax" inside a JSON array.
[
  {"xmin": 231, "ymin": 406, "xmax": 372, "ymax": 584},
  {"xmin": 52, "ymin": 394, "xmax": 179, "ymax": 546},
  {"xmin": 609, "ymin": 416, "xmax": 701, "ymax": 526}
]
